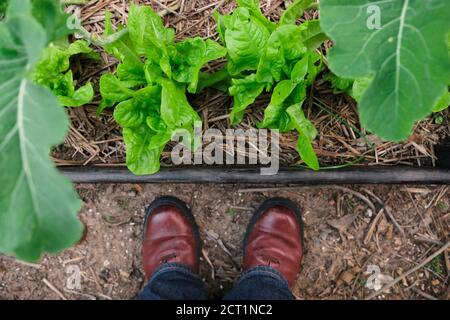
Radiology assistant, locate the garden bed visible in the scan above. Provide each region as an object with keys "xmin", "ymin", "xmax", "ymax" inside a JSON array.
[{"xmin": 54, "ymin": 0, "xmax": 450, "ymax": 171}]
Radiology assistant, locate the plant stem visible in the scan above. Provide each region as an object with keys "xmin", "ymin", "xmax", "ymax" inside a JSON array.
[
  {"xmin": 76, "ymin": 27, "xmax": 129, "ymax": 47},
  {"xmin": 61, "ymin": 0, "xmax": 88, "ymax": 4},
  {"xmin": 196, "ymin": 67, "xmax": 231, "ymax": 93}
]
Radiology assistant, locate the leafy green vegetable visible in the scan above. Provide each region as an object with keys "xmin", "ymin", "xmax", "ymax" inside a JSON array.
[
  {"xmin": 324, "ymin": 73, "xmax": 353, "ymax": 95},
  {"xmin": 287, "ymin": 104, "xmax": 319, "ymax": 170},
  {"xmin": 215, "ymin": 0, "xmax": 327, "ymax": 169},
  {"xmin": 220, "ymin": 7, "xmax": 271, "ymax": 76},
  {"xmin": 172, "ymin": 38, "xmax": 226, "ymax": 93},
  {"xmin": 433, "ymin": 90, "xmax": 450, "ymax": 113},
  {"xmin": 320, "ymin": 0, "xmax": 450, "ymax": 141},
  {"xmin": 33, "ymin": 40, "xmax": 97, "ymax": 107},
  {"xmin": 0, "ymin": 0, "xmax": 83, "ymax": 261},
  {"xmin": 229, "ymin": 74, "xmax": 266, "ymax": 124},
  {"xmin": 99, "ymin": 5, "xmax": 225, "ymax": 175},
  {"xmin": 236, "ymin": 0, "xmax": 276, "ymax": 32},
  {"xmin": 280, "ymin": 0, "xmax": 314, "ymax": 25},
  {"xmin": 128, "ymin": 5, "xmax": 175, "ymax": 78}
]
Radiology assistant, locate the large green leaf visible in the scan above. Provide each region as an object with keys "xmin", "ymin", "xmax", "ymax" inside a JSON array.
[
  {"xmin": 286, "ymin": 104, "xmax": 319, "ymax": 170},
  {"xmin": 229, "ymin": 74, "xmax": 265, "ymax": 124},
  {"xmin": 223, "ymin": 7, "xmax": 270, "ymax": 75},
  {"xmin": 33, "ymin": 40, "xmax": 96, "ymax": 107},
  {"xmin": 256, "ymin": 25, "xmax": 307, "ymax": 84},
  {"xmin": 128, "ymin": 4, "xmax": 175, "ymax": 77},
  {"xmin": 0, "ymin": 2, "xmax": 83, "ymax": 261},
  {"xmin": 236, "ymin": 0, "xmax": 276, "ymax": 31},
  {"xmin": 320, "ymin": 0, "xmax": 450, "ymax": 141},
  {"xmin": 123, "ymin": 125, "xmax": 163, "ymax": 175},
  {"xmin": 172, "ymin": 38, "xmax": 226, "ymax": 93},
  {"xmin": 280, "ymin": 0, "xmax": 314, "ymax": 25},
  {"xmin": 31, "ymin": 0, "xmax": 71, "ymax": 42},
  {"xmin": 260, "ymin": 80, "xmax": 298, "ymax": 131}
]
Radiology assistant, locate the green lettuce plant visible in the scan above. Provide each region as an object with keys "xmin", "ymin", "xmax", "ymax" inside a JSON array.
[
  {"xmin": 213, "ymin": 0, "xmax": 327, "ymax": 170},
  {"xmin": 98, "ymin": 5, "xmax": 226, "ymax": 175},
  {"xmin": 33, "ymin": 40, "xmax": 97, "ymax": 107}
]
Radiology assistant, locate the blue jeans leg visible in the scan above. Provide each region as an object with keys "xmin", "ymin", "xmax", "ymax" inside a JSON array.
[
  {"xmin": 224, "ymin": 266, "xmax": 294, "ymax": 300},
  {"xmin": 138, "ymin": 263, "xmax": 208, "ymax": 300}
]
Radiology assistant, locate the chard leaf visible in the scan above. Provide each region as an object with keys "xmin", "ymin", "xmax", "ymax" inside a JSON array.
[
  {"xmin": 229, "ymin": 74, "xmax": 265, "ymax": 124},
  {"xmin": 224, "ymin": 7, "xmax": 270, "ymax": 75},
  {"xmin": 58, "ymin": 82, "xmax": 94, "ymax": 107},
  {"xmin": 128, "ymin": 4, "xmax": 175, "ymax": 77},
  {"xmin": 433, "ymin": 90, "xmax": 450, "ymax": 112},
  {"xmin": 160, "ymin": 79, "xmax": 200, "ymax": 128},
  {"xmin": 260, "ymin": 80, "xmax": 299, "ymax": 132},
  {"xmin": 298, "ymin": 20, "xmax": 328, "ymax": 51},
  {"xmin": 103, "ymin": 11, "xmax": 143, "ymax": 67},
  {"xmin": 320, "ymin": 0, "xmax": 450, "ymax": 141},
  {"xmin": 33, "ymin": 40, "xmax": 95, "ymax": 107},
  {"xmin": 0, "ymin": 2, "xmax": 83, "ymax": 261},
  {"xmin": 286, "ymin": 104, "xmax": 319, "ymax": 170},
  {"xmin": 352, "ymin": 77, "xmax": 373, "ymax": 103},
  {"xmin": 114, "ymin": 99, "xmax": 147, "ymax": 128},
  {"xmin": 280, "ymin": 0, "xmax": 314, "ymax": 25},
  {"xmin": 172, "ymin": 38, "xmax": 226, "ymax": 93},
  {"xmin": 123, "ymin": 125, "xmax": 163, "ymax": 175},
  {"xmin": 99, "ymin": 73, "xmax": 136, "ymax": 104},
  {"xmin": 236, "ymin": 0, "xmax": 276, "ymax": 31},
  {"xmin": 256, "ymin": 25, "xmax": 307, "ymax": 84}
]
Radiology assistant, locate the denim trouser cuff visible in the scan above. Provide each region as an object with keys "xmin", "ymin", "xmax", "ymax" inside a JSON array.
[
  {"xmin": 139, "ymin": 262, "xmax": 293, "ymax": 300},
  {"xmin": 149, "ymin": 262, "xmax": 199, "ymax": 283}
]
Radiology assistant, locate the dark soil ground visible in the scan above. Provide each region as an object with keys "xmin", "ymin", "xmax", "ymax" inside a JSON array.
[{"xmin": 1, "ymin": 184, "xmax": 449, "ymax": 300}]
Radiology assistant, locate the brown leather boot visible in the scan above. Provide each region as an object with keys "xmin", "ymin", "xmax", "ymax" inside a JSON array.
[
  {"xmin": 243, "ymin": 198, "xmax": 304, "ymax": 287},
  {"xmin": 142, "ymin": 196, "xmax": 201, "ymax": 280}
]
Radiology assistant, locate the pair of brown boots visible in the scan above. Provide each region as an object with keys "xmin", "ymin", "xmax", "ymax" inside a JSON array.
[{"xmin": 142, "ymin": 196, "xmax": 304, "ymax": 288}]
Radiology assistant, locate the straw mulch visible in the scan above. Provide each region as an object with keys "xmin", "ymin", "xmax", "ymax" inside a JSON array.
[{"xmin": 54, "ymin": 0, "xmax": 450, "ymax": 169}]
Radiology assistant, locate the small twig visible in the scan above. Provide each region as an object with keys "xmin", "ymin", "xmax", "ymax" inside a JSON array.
[
  {"xmin": 62, "ymin": 0, "xmax": 88, "ymax": 4},
  {"xmin": 412, "ymin": 288, "xmax": 438, "ymax": 300},
  {"xmin": 12, "ymin": 259, "xmax": 41, "ymax": 269},
  {"xmin": 364, "ymin": 209, "xmax": 384, "ymax": 245},
  {"xmin": 202, "ymin": 248, "xmax": 215, "ymax": 280},
  {"xmin": 362, "ymin": 188, "xmax": 405, "ymax": 237},
  {"xmin": 43, "ymin": 278, "xmax": 67, "ymax": 300},
  {"xmin": 63, "ymin": 289, "xmax": 96, "ymax": 300},
  {"xmin": 365, "ymin": 241, "xmax": 450, "ymax": 300},
  {"xmin": 217, "ymin": 239, "xmax": 240, "ymax": 270},
  {"xmin": 75, "ymin": 26, "xmax": 129, "ymax": 47},
  {"xmin": 153, "ymin": 0, "xmax": 186, "ymax": 18},
  {"xmin": 331, "ymin": 186, "xmax": 376, "ymax": 213}
]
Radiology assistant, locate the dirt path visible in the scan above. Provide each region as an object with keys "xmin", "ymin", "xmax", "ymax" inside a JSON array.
[{"xmin": 0, "ymin": 184, "xmax": 449, "ymax": 300}]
